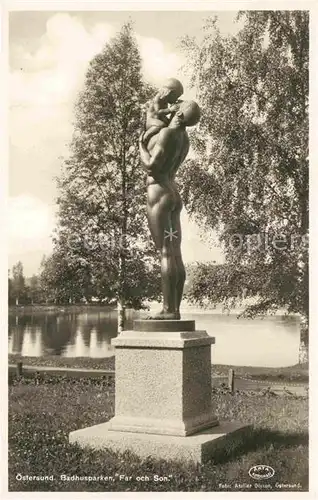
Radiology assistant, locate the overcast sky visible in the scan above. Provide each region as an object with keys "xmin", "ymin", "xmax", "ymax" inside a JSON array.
[{"xmin": 9, "ymin": 10, "xmax": 243, "ymax": 276}]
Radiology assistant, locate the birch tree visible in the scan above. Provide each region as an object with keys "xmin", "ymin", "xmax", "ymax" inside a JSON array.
[
  {"xmin": 180, "ymin": 11, "xmax": 309, "ymax": 362},
  {"xmin": 56, "ymin": 23, "xmax": 160, "ymax": 329}
]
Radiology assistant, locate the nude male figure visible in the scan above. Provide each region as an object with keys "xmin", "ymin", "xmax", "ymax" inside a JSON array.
[{"xmin": 139, "ymin": 100, "xmax": 201, "ymax": 320}]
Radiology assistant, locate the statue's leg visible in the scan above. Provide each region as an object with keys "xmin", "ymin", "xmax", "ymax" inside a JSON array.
[
  {"xmin": 171, "ymin": 205, "xmax": 185, "ymax": 319},
  {"xmin": 147, "ymin": 195, "xmax": 178, "ymax": 319}
]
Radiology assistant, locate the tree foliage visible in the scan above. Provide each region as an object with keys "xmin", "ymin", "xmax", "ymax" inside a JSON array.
[
  {"xmin": 9, "ymin": 262, "xmax": 26, "ymax": 306},
  {"xmin": 9, "ymin": 262, "xmax": 49, "ymax": 305},
  {"xmin": 39, "ymin": 254, "xmax": 92, "ymax": 304},
  {"xmin": 180, "ymin": 11, "xmax": 308, "ymax": 322},
  {"xmin": 28, "ymin": 275, "xmax": 42, "ymax": 304},
  {"xmin": 54, "ymin": 23, "xmax": 161, "ymax": 315}
]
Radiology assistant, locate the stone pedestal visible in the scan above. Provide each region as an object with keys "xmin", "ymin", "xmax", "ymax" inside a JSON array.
[
  {"xmin": 69, "ymin": 320, "xmax": 250, "ymax": 463},
  {"xmin": 107, "ymin": 320, "xmax": 219, "ymax": 436}
]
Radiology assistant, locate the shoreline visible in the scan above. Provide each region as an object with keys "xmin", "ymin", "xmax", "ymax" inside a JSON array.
[
  {"xmin": 8, "ymin": 304, "xmax": 118, "ymax": 314},
  {"xmin": 8, "ymin": 304, "xmax": 299, "ymax": 318}
]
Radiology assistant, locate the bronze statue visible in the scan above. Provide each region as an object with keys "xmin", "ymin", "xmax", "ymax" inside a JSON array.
[
  {"xmin": 139, "ymin": 86, "xmax": 201, "ymax": 320},
  {"xmin": 143, "ymin": 78, "xmax": 184, "ymax": 146}
]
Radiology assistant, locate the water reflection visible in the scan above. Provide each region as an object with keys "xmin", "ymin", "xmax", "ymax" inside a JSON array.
[
  {"xmin": 8, "ymin": 309, "xmax": 137, "ymax": 359},
  {"xmin": 8, "ymin": 308, "xmax": 300, "ymax": 367},
  {"xmin": 182, "ymin": 313, "xmax": 300, "ymax": 367}
]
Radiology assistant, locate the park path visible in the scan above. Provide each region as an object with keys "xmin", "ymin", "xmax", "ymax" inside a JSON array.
[
  {"xmin": 212, "ymin": 375, "xmax": 308, "ymax": 396},
  {"xmin": 9, "ymin": 364, "xmax": 308, "ymax": 396},
  {"xmin": 8, "ymin": 364, "xmax": 113, "ymax": 376}
]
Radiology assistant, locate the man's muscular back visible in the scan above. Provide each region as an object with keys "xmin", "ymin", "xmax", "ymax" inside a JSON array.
[{"xmin": 146, "ymin": 127, "xmax": 189, "ymax": 182}]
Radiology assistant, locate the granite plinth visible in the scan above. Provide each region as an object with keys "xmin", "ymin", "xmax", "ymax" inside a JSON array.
[
  {"xmin": 68, "ymin": 324, "xmax": 251, "ymax": 463},
  {"xmin": 69, "ymin": 421, "xmax": 252, "ymax": 464},
  {"xmin": 134, "ymin": 319, "xmax": 195, "ymax": 332},
  {"xmin": 108, "ymin": 328, "xmax": 218, "ymax": 436},
  {"xmin": 111, "ymin": 329, "xmax": 215, "ymax": 349}
]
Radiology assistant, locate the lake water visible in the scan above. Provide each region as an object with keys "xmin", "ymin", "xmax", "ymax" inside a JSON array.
[{"xmin": 8, "ymin": 308, "xmax": 300, "ymax": 367}]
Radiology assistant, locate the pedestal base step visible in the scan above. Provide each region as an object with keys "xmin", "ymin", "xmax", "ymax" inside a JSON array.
[
  {"xmin": 107, "ymin": 414, "xmax": 219, "ymax": 436},
  {"xmin": 69, "ymin": 421, "xmax": 252, "ymax": 464}
]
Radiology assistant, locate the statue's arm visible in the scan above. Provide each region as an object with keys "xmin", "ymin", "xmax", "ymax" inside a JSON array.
[
  {"xmin": 152, "ymin": 100, "xmax": 171, "ymax": 118},
  {"xmin": 139, "ymin": 131, "xmax": 169, "ymax": 176},
  {"xmin": 158, "ymin": 103, "xmax": 180, "ymax": 117},
  {"xmin": 179, "ymin": 134, "xmax": 190, "ymax": 165},
  {"xmin": 157, "ymin": 108, "xmax": 171, "ymax": 117}
]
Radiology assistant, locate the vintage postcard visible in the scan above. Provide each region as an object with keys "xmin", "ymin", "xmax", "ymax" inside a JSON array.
[{"xmin": 3, "ymin": 0, "xmax": 317, "ymax": 497}]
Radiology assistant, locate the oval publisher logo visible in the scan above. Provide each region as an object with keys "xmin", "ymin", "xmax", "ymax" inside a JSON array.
[{"xmin": 248, "ymin": 465, "xmax": 275, "ymax": 480}]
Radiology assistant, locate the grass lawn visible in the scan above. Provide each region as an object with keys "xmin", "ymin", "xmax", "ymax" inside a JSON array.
[
  {"xmin": 9, "ymin": 373, "xmax": 308, "ymax": 492},
  {"xmin": 9, "ymin": 354, "xmax": 116, "ymax": 371},
  {"xmin": 211, "ymin": 363, "xmax": 309, "ymax": 382},
  {"xmin": 8, "ymin": 354, "xmax": 308, "ymax": 383}
]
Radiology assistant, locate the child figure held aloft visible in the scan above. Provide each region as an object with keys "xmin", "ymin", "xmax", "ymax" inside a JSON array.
[{"xmin": 142, "ymin": 78, "xmax": 184, "ymax": 146}]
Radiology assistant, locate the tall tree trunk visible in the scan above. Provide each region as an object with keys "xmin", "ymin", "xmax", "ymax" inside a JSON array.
[
  {"xmin": 298, "ymin": 154, "xmax": 308, "ymax": 364},
  {"xmin": 117, "ymin": 251, "xmax": 126, "ymax": 333},
  {"xmin": 117, "ymin": 121, "xmax": 127, "ymax": 335},
  {"xmin": 298, "ymin": 313, "xmax": 308, "ymax": 364},
  {"xmin": 117, "ymin": 295, "xmax": 126, "ymax": 334}
]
